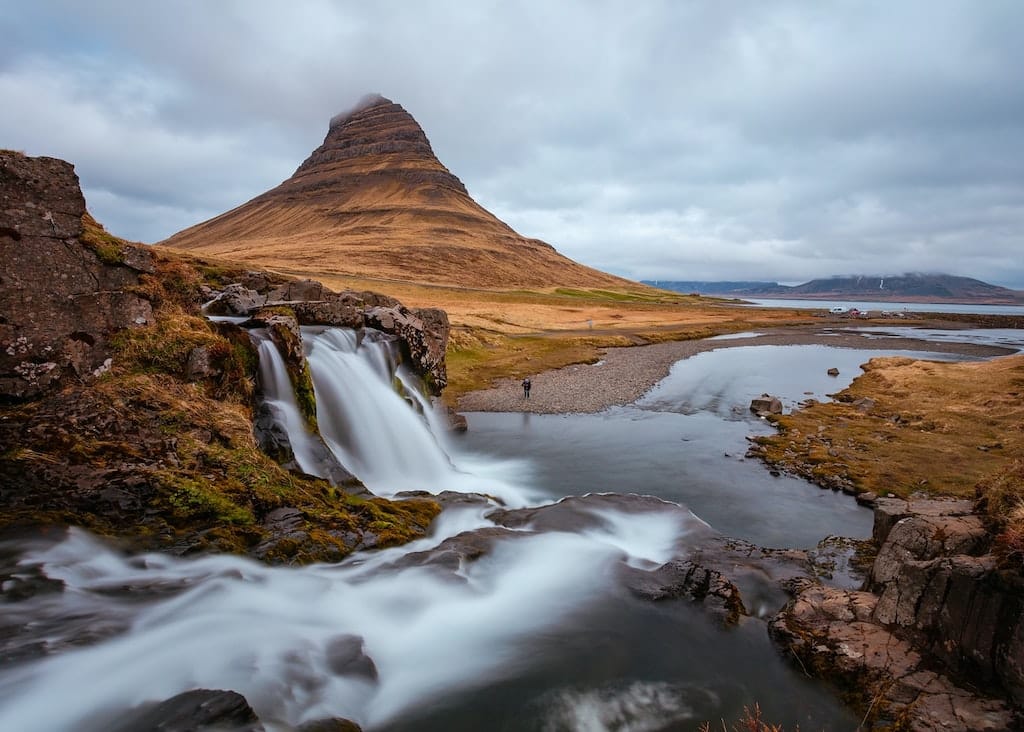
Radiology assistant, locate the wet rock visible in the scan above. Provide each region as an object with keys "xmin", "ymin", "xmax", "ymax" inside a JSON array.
[
  {"xmin": 254, "ymin": 401, "xmax": 297, "ymax": 465},
  {"xmin": 112, "ymin": 688, "xmax": 263, "ymax": 732},
  {"xmin": 364, "ymin": 305, "xmax": 449, "ymax": 394},
  {"xmin": 826, "ymin": 367, "xmax": 840, "ymax": 376},
  {"xmin": 620, "ymin": 558, "xmax": 746, "ymax": 624},
  {"xmin": 296, "ymin": 718, "xmax": 363, "ymax": 732},
  {"xmin": 325, "ymin": 634, "xmax": 378, "ymax": 680},
  {"xmin": 445, "ymin": 407, "xmax": 468, "ymax": 432},
  {"xmin": 749, "ymin": 393, "xmax": 782, "ymax": 415},
  {"xmin": 855, "ymin": 491, "xmax": 877, "ymax": 506}
]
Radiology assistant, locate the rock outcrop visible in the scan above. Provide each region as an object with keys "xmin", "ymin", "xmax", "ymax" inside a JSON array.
[
  {"xmin": 0, "ymin": 152, "xmax": 154, "ymax": 400},
  {"xmin": 161, "ymin": 95, "xmax": 635, "ymax": 289},
  {"xmin": 0, "ymin": 152, "xmax": 442, "ymax": 562},
  {"xmin": 770, "ymin": 498, "xmax": 1022, "ymax": 730},
  {"xmin": 221, "ymin": 280, "xmax": 450, "ymax": 394}
]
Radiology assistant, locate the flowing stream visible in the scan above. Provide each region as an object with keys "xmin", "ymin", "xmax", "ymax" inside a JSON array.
[{"xmin": 0, "ymin": 328, "xmax": 875, "ymax": 731}]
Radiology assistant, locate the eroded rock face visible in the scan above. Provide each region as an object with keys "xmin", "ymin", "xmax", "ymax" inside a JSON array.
[
  {"xmin": 771, "ymin": 498, "xmax": 1024, "ymax": 728},
  {"xmin": 0, "ymin": 152, "xmax": 154, "ymax": 400},
  {"xmin": 769, "ymin": 583, "xmax": 1015, "ymax": 731},
  {"xmin": 364, "ymin": 305, "xmax": 449, "ymax": 393},
  {"xmin": 866, "ymin": 499, "xmax": 1024, "ymax": 707}
]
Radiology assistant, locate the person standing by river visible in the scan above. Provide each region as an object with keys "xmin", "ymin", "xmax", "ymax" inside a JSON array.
[{"xmin": 522, "ymin": 377, "xmax": 531, "ymax": 399}]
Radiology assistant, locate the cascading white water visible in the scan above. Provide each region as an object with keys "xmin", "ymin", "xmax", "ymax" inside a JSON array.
[
  {"xmin": 0, "ymin": 506, "xmax": 693, "ymax": 732},
  {"xmin": 255, "ymin": 332, "xmax": 329, "ymax": 479},
  {"xmin": 304, "ymin": 327, "xmax": 535, "ymax": 505},
  {"xmin": 305, "ymin": 328, "xmax": 452, "ymax": 492}
]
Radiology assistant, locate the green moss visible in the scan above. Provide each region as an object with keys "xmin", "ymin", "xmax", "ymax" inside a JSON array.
[
  {"xmin": 164, "ymin": 478, "xmax": 255, "ymax": 525},
  {"xmin": 293, "ymin": 366, "xmax": 318, "ymax": 430},
  {"xmin": 80, "ymin": 212, "xmax": 126, "ymax": 265}
]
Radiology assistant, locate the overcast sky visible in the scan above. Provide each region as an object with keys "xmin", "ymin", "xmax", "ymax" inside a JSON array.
[{"xmin": 3, "ymin": 1, "xmax": 1023, "ymax": 287}]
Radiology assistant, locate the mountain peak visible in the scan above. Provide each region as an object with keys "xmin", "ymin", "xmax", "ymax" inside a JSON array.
[
  {"xmin": 161, "ymin": 96, "xmax": 631, "ymax": 289},
  {"xmin": 287, "ymin": 95, "xmax": 466, "ymax": 196},
  {"xmin": 329, "ymin": 93, "xmax": 392, "ymax": 128}
]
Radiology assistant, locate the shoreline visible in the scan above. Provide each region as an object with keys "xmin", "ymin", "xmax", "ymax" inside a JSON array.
[{"xmin": 456, "ymin": 322, "xmax": 1016, "ymax": 415}]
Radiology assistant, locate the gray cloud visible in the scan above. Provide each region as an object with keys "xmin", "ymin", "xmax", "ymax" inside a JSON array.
[{"xmin": 2, "ymin": 0, "xmax": 1022, "ymax": 287}]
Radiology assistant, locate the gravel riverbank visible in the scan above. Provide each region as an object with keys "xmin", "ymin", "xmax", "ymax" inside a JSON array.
[{"xmin": 456, "ymin": 323, "xmax": 1015, "ymax": 414}]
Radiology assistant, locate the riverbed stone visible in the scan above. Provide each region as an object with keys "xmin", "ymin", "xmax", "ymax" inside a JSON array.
[
  {"xmin": 112, "ymin": 689, "xmax": 264, "ymax": 732},
  {"xmin": 749, "ymin": 393, "xmax": 783, "ymax": 415}
]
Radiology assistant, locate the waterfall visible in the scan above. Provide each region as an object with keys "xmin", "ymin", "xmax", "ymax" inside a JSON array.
[
  {"xmin": 304, "ymin": 328, "xmax": 453, "ymax": 494},
  {"xmin": 255, "ymin": 332, "xmax": 329, "ymax": 479},
  {"xmin": 293, "ymin": 327, "xmax": 535, "ymax": 505}
]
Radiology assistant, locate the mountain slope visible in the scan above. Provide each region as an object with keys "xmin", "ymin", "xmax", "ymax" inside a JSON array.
[{"xmin": 162, "ymin": 95, "xmax": 633, "ymax": 290}]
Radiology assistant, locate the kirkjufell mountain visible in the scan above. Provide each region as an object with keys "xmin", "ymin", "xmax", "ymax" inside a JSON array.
[{"xmin": 162, "ymin": 94, "xmax": 632, "ymax": 289}]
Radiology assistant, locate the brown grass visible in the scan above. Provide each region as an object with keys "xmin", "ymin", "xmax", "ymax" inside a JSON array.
[
  {"xmin": 754, "ymin": 354, "xmax": 1024, "ymax": 562},
  {"xmin": 700, "ymin": 704, "xmax": 789, "ymax": 732},
  {"xmin": 756, "ymin": 355, "xmax": 1024, "ymax": 498}
]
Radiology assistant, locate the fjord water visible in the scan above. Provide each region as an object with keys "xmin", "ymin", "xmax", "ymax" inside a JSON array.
[{"xmin": 1, "ymin": 332, "xmax": 918, "ymax": 731}]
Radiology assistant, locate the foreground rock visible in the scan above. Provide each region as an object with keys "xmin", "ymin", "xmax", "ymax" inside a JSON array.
[
  {"xmin": 0, "ymin": 152, "xmax": 155, "ymax": 400},
  {"xmin": 770, "ymin": 498, "xmax": 1021, "ymax": 730},
  {"xmin": 113, "ymin": 688, "xmax": 363, "ymax": 732},
  {"xmin": 113, "ymin": 689, "xmax": 264, "ymax": 732}
]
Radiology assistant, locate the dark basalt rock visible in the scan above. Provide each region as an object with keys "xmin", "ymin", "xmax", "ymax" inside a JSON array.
[{"xmin": 112, "ymin": 689, "xmax": 263, "ymax": 732}]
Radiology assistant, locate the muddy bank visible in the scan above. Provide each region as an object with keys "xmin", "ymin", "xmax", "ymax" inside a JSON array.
[{"xmin": 457, "ymin": 323, "xmax": 1014, "ymax": 414}]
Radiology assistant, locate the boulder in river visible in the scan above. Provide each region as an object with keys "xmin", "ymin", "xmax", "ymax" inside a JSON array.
[{"xmin": 749, "ymin": 394, "xmax": 783, "ymax": 416}]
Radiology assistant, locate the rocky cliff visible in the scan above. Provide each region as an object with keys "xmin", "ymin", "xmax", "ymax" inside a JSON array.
[
  {"xmin": 0, "ymin": 151, "xmax": 442, "ymax": 561},
  {"xmin": 0, "ymin": 152, "xmax": 155, "ymax": 400},
  {"xmin": 770, "ymin": 497, "xmax": 1022, "ymax": 730},
  {"xmin": 161, "ymin": 95, "xmax": 634, "ymax": 289}
]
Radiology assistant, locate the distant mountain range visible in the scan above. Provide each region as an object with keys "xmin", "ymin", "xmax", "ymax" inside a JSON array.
[{"xmin": 644, "ymin": 274, "xmax": 1024, "ymax": 304}]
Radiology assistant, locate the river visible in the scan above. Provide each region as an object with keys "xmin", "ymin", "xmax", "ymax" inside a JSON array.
[{"xmin": 0, "ymin": 326, "xmax": 1015, "ymax": 731}]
